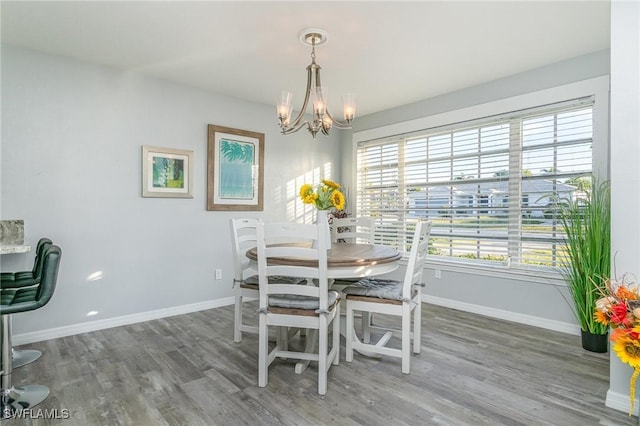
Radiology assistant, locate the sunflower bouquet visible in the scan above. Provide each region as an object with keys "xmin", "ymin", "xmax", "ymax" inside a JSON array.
[
  {"xmin": 299, "ymin": 179, "xmax": 345, "ymax": 211},
  {"xmin": 595, "ymin": 275, "xmax": 640, "ymax": 415}
]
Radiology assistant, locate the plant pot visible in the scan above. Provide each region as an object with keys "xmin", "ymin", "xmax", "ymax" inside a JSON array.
[{"xmin": 581, "ymin": 330, "xmax": 608, "ymax": 353}]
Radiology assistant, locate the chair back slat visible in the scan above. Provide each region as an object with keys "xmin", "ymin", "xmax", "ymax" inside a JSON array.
[
  {"xmin": 230, "ymin": 218, "xmax": 258, "ymax": 281},
  {"xmin": 331, "ymin": 216, "xmax": 375, "ymax": 244},
  {"xmin": 257, "ymin": 221, "xmax": 329, "ymax": 310},
  {"xmin": 402, "ymin": 221, "xmax": 432, "ymax": 297},
  {"xmin": 267, "ymin": 245, "xmax": 317, "ymax": 260}
]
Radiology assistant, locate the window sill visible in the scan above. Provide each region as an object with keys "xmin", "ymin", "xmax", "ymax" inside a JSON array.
[{"xmin": 398, "ymin": 255, "xmax": 566, "ymax": 286}]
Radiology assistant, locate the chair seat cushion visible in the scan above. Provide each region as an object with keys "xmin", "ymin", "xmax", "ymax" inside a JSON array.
[
  {"xmin": 243, "ymin": 275, "xmax": 259, "ymax": 286},
  {"xmin": 1, "ymin": 271, "xmax": 36, "ymax": 281},
  {"xmin": 1, "ymin": 286, "xmax": 38, "ymax": 308},
  {"xmin": 0, "ymin": 271, "xmax": 39, "ymax": 288},
  {"xmin": 330, "ymin": 278, "xmax": 359, "ymax": 287},
  {"xmin": 1, "ymin": 289, "xmax": 17, "ymax": 305},
  {"xmin": 243, "ymin": 275, "xmax": 307, "ymax": 286},
  {"xmin": 343, "ymin": 278, "xmax": 405, "ymax": 301},
  {"xmin": 269, "ymin": 290, "xmax": 341, "ymax": 310}
]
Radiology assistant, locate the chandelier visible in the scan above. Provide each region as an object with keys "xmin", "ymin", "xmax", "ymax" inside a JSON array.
[{"xmin": 276, "ymin": 28, "xmax": 356, "ymax": 139}]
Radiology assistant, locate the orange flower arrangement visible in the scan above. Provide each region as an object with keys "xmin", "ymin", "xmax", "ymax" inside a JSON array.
[{"xmin": 595, "ymin": 275, "xmax": 640, "ymax": 414}]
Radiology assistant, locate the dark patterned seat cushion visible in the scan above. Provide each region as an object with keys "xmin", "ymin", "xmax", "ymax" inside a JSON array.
[
  {"xmin": 269, "ymin": 290, "xmax": 341, "ymax": 310},
  {"xmin": 1, "ymin": 271, "xmax": 39, "ymax": 287},
  {"xmin": 343, "ymin": 278, "xmax": 405, "ymax": 301},
  {"xmin": 1, "ymin": 289, "xmax": 17, "ymax": 305},
  {"xmin": 243, "ymin": 275, "xmax": 307, "ymax": 286},
  {"xmin": 1, "ymin": 285, "xmax": 38, "ymax": 307}
]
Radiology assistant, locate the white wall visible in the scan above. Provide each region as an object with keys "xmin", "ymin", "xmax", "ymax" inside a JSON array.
[
  {"xmin": 1, "ymin": 45, "xmax": 341, "ymax": 337},
  {"xmin": 607, "ymin": 0, "xmax": 640, "ymax": 414},
  {"xmin": 353, "ymin": 49, "xmax": 610, "ymax": 132},
  {"xmin": 341, "ymin": 49, "xmax": 610, "ymax": 333}
]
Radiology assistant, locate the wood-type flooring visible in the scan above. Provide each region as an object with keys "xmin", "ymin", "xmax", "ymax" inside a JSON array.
[{"xmin": 3, "ymin": 303, "xmax": 633, "ymax": 425}]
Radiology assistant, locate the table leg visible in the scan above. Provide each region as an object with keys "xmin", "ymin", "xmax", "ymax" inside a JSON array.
[
  {"xmin": 340, "ymin": 312, "xmax": 382, "ymax": 359},
  {"xmin": 294, "ymin": 329, "xmax": 317, "ymax": 374}
]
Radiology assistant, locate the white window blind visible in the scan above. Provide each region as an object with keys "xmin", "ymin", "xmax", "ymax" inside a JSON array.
[{"xmin": 356, "ymin": 97, "xmax": 594, "ymax": 271}]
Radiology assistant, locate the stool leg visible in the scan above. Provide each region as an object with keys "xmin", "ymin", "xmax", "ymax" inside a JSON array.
[
  {"xmin": 8, "ymin": 317, "xmax": 42, "ymax": 369},
  {"xmin": 1, "ymin": 315, "xmax": 49, "ymax": 419},
  {"xmin": 1, "ymin": 315, "xmax": 15, "ymax": 392}
]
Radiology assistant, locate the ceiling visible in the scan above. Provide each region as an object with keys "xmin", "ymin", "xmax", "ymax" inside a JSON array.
[{"xmin": 0, "ymin": 1, "xmax": 611, "ymax": 117}]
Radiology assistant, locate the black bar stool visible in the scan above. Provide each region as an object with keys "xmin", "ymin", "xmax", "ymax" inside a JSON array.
[
  {"xmin": 1, "ymin": 244, "xmax": 61, "ymax": 419},
  {"xmin": 1, "ymin": 238, "xmax": 52, "ymax": 369}
]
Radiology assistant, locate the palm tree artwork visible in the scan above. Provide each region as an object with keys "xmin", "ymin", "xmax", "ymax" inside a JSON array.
[{"xmin": 219, "ymin": 139, "xmax": 255, "ymax": 199}]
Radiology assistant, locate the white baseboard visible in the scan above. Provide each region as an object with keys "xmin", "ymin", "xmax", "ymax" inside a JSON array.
[
  {"xmin": 606, "ymin": 389, "xmax": 639, "ymax": 416},
  {"xmin": 12, "ymin": 297, "xmax": 235, "ymax": 346},
  {"xmin": 423, "ymin": 295, "xmax": 581, "ymax": 336}
]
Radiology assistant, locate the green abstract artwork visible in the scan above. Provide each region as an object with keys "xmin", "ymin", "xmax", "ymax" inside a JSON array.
[{"xmin": 152, "ymin": 156, "xmax": 185, "ymax": 189}]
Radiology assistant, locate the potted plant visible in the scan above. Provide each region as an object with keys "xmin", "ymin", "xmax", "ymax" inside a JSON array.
[{"xmin": 558, "ymin": 177, "xmax": 610, "ymax": 352}]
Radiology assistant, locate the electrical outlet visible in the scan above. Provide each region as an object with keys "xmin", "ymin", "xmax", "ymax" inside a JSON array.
[
  {"xmin": 215, "ymin": 269, "xmax": 222, "ymax": 280},
  {"xmin": 435, "ymin": 269, "xmax": 441, "ymax": 279}
]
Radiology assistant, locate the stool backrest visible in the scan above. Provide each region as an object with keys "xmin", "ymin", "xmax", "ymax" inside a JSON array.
[
  {"xmin": 36, "ymin": 245, "xmax": 62, "ymax": 307},
  {"xmin": 3, "ymin": 245, "xmax": 62, "ymax": 315},
  {"xmin": 32, "ymin": 237, "xmax": 53, "ymax": 277}
]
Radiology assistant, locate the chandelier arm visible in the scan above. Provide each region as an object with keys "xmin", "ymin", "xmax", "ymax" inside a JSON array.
[
  {"xmin": 281, "ymin": 120, "xmax": 312, "ymax": 135},
  {"xmin": 282, "ymin": 65, "xmax": 314, "ymax": 132},
  {"xmin": 324, "ymin": 109, "xmax": 352, "ymax": 129}
]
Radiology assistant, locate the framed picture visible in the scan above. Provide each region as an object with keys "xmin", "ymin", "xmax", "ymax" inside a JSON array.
[
  {"xmin": 142, "ymin": 145, "xmax": 194, "ymax": 198},
  {"xmin": 207, "ymin": 124, "xmax": 264, "ymax": 211}
]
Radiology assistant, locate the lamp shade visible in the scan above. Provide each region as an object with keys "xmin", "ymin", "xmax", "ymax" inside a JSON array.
[
  {"xmin": 342, "ymin": 94, "xmax": 356, "ymax": 122},
  {"xmin": 311, "ymin": 86, "xmax": 327, "ymax": 118},
  {"xmin": 277, "ymin": 91, "xmax": 293, "ymax": 124}
]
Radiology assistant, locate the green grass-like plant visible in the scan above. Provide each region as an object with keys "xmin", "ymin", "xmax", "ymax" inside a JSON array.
[{"xmin": 559, "ymin": 178, "xmax": 610, "ymax": 334}]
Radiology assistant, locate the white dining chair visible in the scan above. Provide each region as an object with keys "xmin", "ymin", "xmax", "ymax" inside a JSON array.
[
  {"xmin": 256, "ymin": 220, "xmax": 340, "ymax": 395},
  {"xmin": 230, "ymin": 218, "xmax": 261, "ymax": 343},
  {"xmin": 331, "ymin": 216, "xmax": 375, "ymax": 244},
  {"xmin": 344, "ymin": 220, "xmax": 431, "ymax": 374},
  {"xmin": 230, "ymin": 218, "xmax": 306, "ymax": 343}
]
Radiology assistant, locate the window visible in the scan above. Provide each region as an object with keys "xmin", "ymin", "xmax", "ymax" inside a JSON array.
[{"xmin": 356, "ymin": 98, "xmax": 594, "ymax": 272}]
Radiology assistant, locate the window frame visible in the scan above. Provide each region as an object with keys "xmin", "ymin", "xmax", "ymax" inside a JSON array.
[{"xmin": 350, "ymin": 76, "xmax": 609, "ymax": 284}]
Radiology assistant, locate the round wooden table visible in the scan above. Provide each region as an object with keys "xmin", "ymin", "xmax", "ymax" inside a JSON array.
[
  {"xmin": 247, "ymin": 241, "xmax": 401, "ymax": 370},
  {"xmin": 246, "ymin": 242, "xmax": 402, "ymax": 279}
]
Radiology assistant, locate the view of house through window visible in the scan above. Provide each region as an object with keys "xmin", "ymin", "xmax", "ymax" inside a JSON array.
[{"xmin": 356, "ymin": 97, "xmax": 594, "ymax": 271}]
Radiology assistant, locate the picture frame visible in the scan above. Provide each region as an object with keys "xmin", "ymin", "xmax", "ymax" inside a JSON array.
[
  {"xmin": 207, "ymin": 124, "xmax": 264, "ymax": 211},
  {"xmin": 142, "ymin": 145, "xmax": 194, "ymax": 198}
]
